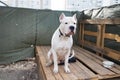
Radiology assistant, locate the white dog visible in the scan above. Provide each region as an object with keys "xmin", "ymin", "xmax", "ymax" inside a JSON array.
[{"xmin": 46, "ymin": 13, "xmax": 77, "ymax": 73}]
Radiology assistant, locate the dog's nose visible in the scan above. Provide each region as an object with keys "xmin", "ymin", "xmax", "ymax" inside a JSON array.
[{"xmin": 69, "ymin": 26, "xmax": 74, "ymax": 31}]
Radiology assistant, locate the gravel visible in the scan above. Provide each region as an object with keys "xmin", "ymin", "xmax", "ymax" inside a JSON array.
[{"xmin": 0, "ymin": 58, "xmax": 39, "ymax": 80}]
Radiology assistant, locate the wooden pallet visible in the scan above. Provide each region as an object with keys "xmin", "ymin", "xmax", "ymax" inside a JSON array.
[{"xmin": 36, "ymin": 46, "xmax": 120, "ymax": 80}]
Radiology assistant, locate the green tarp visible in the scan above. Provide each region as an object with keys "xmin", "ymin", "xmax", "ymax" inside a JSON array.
[
  {"xmin": 0, "ymin": 7, "xmax": 36, "ymax": 64},
  {"xmin": 0, "ymin": 7, "xmax": 83, "ymax": 64}
]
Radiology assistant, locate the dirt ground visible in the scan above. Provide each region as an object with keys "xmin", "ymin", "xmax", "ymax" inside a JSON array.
[{"xmin": 0, "ymin": 58, "xmax": 39, "ymax": 80}]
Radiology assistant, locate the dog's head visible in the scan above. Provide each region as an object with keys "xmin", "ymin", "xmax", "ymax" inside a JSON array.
[{"xmin": 59, "ymin": 13, "xmax": 77, "ymax": 36}]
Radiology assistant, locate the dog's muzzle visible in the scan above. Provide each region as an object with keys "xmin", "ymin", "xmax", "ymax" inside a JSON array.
[
  {"xmin": 67, "ymin": 26, "xmax": 75, "ymax": 35},
  {"xmin": 59, "ymin": 26, "xmax": 75, "ymax": 37}
]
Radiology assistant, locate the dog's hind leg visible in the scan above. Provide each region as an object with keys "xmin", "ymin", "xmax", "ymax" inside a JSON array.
[
  {"xmin": 69, "ymin": 50, "xmax": 75, "ymax": 59},
  {"xmin": 46, "ymin": 49, "xmax": 53, "ymax": 67}
]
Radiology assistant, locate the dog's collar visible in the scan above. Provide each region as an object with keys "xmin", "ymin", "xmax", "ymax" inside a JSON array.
[{"xmin": 59, "ymin": 29, "xmax": 70, "ymax": 37}]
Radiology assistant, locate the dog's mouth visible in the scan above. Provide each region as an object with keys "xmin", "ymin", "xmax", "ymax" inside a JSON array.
[{"xmin": 66, "ymin": 31, "xmax": 74, "ymax": 36}]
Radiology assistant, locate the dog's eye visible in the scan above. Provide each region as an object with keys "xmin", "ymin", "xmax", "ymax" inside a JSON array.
[
  {"xmin": 74, "ymin": 23, "xmax": 76, "ymax": 24},
  {"xmin": 65, "ymin": 22, "xmax": 68, "ymax": 24}
]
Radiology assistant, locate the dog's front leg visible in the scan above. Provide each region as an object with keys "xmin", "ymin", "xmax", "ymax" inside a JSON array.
[
  {"xmin": 64, "ymin": 49, "xmax": 70, "ymax": 73},
  {"xmin": 52, "ymin": 49, "xmax": 58, "ymax": 73}
]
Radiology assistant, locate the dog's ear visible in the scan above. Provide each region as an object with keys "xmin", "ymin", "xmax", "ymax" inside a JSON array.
[
  {"xmin": 72, "ymin": 14, "xmax": 77, "ymax": 22},
  {"xmin": 59, "ymin": 13, "xmax": 66, "ymax": 22}
]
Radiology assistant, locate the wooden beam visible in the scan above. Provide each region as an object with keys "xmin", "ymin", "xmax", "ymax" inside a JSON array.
[
  {"xmin": 105, "ymin": 33, "xmax": 120, "ymax": 42},
  {"xmin": 79, "ymin": 23, "xmax": 83, "ymax": 41},
  {"xmin": 100, "ymin": 24, "xmax": 105, "ymax": 48},
  {"xmin": 81, "ymin": 23, "xmax": 85, "ymax": 47},
  {"xmin": 84, "ymin": 30, "xmax": 97, "ymax": 36},
  {"xmin": 96, "ymin": 25, "xmax": 102, "ymax": 48},
  {"xmin": 79, "ymin": 40, "xmax": 106, "ymax": 54},
  {"xmin": 80, "ymin": 18, "xmax": 120, "ymax": 24},
  {"xmin": 79, "ymin": 40, "xmax": 120, "ymax": 61},
  {"xmin": 104, "ymin": 47, "xmax": 120, "ymax": 60}
]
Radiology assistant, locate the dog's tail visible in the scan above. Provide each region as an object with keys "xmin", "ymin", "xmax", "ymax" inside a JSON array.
[{"xmin": 69, "ymin": 50, "xmax": 75, "ymax": 59}]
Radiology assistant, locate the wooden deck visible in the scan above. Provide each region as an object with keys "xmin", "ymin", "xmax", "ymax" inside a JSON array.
[{"xmin": 36, "ymin": 46, "xmax": 120, "ymax": 80}]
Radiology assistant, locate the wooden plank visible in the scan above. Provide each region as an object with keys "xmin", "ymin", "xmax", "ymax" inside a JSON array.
[
  {"xmin": 80, "ymin": 18, "xmax": 120, "ymax": 24},
  {"xmin": 70, "ymin": 62, "xmax": 87, "ymax": 79},
  {"xmin": 75, "ymin": 61, "xmax": 98, "ymax": 80},
  {"xmin": 74, "ymin": 46, "xmax": 120, "ymax": 79},
  {"xmin": 36, "ymin": 46, "xmax": 56, "ymax": 80},
  {"xmin": 105, "ymin": 47, "xmax": 120, "ymax": 60},
  {"xmin": 79, "ymin": 23, "xmax": 82, "ymax": 41},
  {"xmin": 81, "ymin": 23, "xmax": 85, "ymax": 47},
  {"xmin": 96, "ymin": 25, "xmax": 102, "ymax": 50},
  {"xmin": 84, "ymin": 30, "xmax": 97, "ymax": 36},
  {"xmin": 36, "ymin": 54, "xmax": 46, "ymax": 80},
  {"xmin": 51, "ymin": 67, "xmax": 64, "ymax": 80},
  {"xmin": 71, "ymin": 61, "xmax": 97, "ymax": 80},
  {"xmin": 74, "ymin": 48, "xmax": 120, "ymax": 80},
  {"xmin": 73, "ymin": 47, "xmax": 115, "ymax": 76},
  {"xmin": 100, "ymin": 24, "xmax": 105, "ymax": 49},
  {"xmin": 59, "ymin": 65, "xmax": 77, "ymax": 80},
  {"xmin": 80, "ymin": 40, "xmax": 106, "ymax": 54},
  {"xmin": 74, "ymin": 46, "xmax": 120, "ymax": 74},
  {"xmin": 80, "ymin": 39, "xmax": 120, "ymax": 61},
  {"xmin": 105, "ymin": 33, "xmax": 120, "ymax": 42}
]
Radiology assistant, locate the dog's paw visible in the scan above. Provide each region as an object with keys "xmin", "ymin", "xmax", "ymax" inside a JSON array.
[
  {"xmin": 46, "ymin": 60, "xmax": 52, "ymax": 67},
  {"xmin": 46, "ymin": 62, "xmax": 52, "ymax": 67},
  {"xmin": 53, "ymin": 67, "xmax": 58, "ymax": 73},
  {"xmin": 46, "ymin": 63, "xmax": 50, "ymax": 67},
  {"xmin": 64, "ymin": 67, "xmax": 70, "ymax": 73}
]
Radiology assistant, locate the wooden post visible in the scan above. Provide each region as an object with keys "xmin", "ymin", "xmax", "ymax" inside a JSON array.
[
  {"xmin": 79, "ymin": 23, "xmax": 82, "ymax": 43},
  {"xmin": 100, "ymin": 24, "xmax": 106, "ymax": 57},
  {"xmin": 96, "ymin": 24, "xmax": 102, "ymax": 55},
  {"xmin": 79, "ymin": 23, "xmax": 85, "ymax": 47},
  {"xmin": 81, "ymin": 23, "xmax": 85, "ymax": 47}
]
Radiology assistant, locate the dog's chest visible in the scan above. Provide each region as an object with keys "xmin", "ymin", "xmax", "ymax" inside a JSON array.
[
  {"xmin": 56, "ymin": 38, "xmax": 71, "ymax": 59},
  {"xmin": 56, "ymin": 42, "xmax": 69, "ymax": 54},
  {"xmin": 56, "ymin": 47, "xmax": 69, "ymax": 60},
  {"xmin": 58, "ymin": 36, "xmax": 72, "ymax": 47}
]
